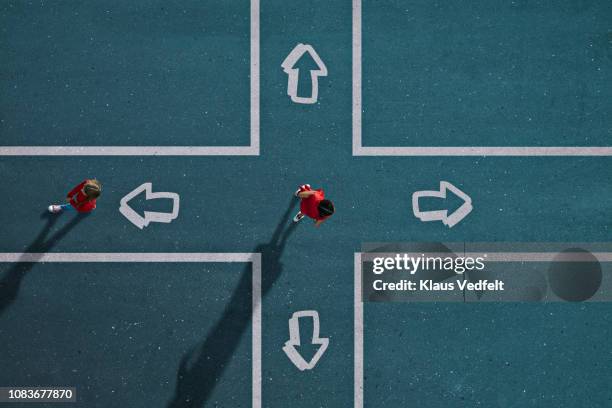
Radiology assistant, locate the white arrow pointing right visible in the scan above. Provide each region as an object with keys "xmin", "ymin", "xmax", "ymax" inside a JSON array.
[{"xmin": 412, "ymin": 181, "xmax": 473, "ymax": 228}]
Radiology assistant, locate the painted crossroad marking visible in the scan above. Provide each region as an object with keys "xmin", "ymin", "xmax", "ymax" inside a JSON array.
[
  {"xmin": 351, "ymin": 0, "xmax": 612, "ymax": 157},
  {"xmin": 0, "ymin": 0, "xmax": 260, "ymax": 157},
  {"xmin": 0, "ymin": 252, "xmax": 262, "ymax": 408},
  {"xmin": 354, "ymin": 250, "xmax": 612, "ymax": 407}
]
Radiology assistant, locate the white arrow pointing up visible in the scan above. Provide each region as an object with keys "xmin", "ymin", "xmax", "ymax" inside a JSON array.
[
  {"xmin": 282, "ymin": 310, "xmax": 329, "ymax": 371},
  {"xmin": 281, "ymin": 43, "xmax": 328, "ymax": 104},
  {"xmin": 119, "ymin": 183, "xmax": 180, "ymax": 229},
  {"xmin": 412, "ymin": 181, "xmax": 473, "ymax": 228}
]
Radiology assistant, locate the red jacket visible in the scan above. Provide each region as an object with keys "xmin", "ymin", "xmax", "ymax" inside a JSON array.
[
  {"xmin": 300, "ymin": 188, "xmax": 328, "ymax": 221},
  {"xmin": 67, "ymin": 181, "xmax": 97, "ymax": 213}
]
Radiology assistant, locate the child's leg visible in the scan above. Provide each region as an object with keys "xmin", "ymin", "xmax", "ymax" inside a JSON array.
[
  {"xmin": 48, "ymin": 203, "xmax": 73, "ymax": 213},
  {"xmin": 293, "ymin": 211, "xmax": 305, "ymax": 223}
]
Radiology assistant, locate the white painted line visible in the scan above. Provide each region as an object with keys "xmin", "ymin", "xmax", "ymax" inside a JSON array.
[
  {"xmin": 0, "ymin": 0, "xmax": 260, "ymax": 157},
  {"xmin": 0, "ymin": 252, "xmax": 262, "ymax": 408},
  {"xmin": 250, "ymin": 0, "xmax": 260, "ymax": 157},
  {"xmin": 251, "ymin": 252, "xmax": 262, "ymax": 408},
  {"xmin": 0, "ymin": 146, "xmax": 259, "ymax": 156},
  {"xmin": 354, "ymin": 250, "xmax": 612, "ymax": 406},
  {"xmin": 0, "ymin": 252, "xmax": 259, "ymax": 263},
  {"xmin": 352, "ymin": 0, "xmax": 362, "ymax": 157},
  {"xmin": 354, "ymin": 146, "xmax": 612, "ymax": 156},
  {"xmin": 354, "ymin": 253, "xmax": 363, "ymax": 408},
  {"xmin": 351, "ymin": 0, "xmax": 612, "ymax": 157}
]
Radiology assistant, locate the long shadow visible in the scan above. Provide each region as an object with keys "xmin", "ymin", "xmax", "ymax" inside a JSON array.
[
  {"xmin": 167, "ymin": 198, "xmax": 298, "ymax": 408},
  {"xmin": 0, "ymin": 212, "xmax": 89, "ymax": 317}
]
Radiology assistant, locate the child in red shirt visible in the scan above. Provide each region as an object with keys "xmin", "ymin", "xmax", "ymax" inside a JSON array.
[
  {"xmin": 293, "ymin": 184, "xmax": 334, "ymax": 227},
  {"xmin": 48, "ymin": 179, "xmax": 102, "ymax": 214}
]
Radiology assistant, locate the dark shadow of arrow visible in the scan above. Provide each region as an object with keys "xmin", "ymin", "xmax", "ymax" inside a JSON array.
[{"xmin": 167, "ymin": 197, "xmax": 298, "ymax": 408}]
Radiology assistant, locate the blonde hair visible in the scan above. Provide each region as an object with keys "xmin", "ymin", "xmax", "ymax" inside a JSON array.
[{"xmin": 84, "ymin": 179, "xmax": 102, "ymax": 199}]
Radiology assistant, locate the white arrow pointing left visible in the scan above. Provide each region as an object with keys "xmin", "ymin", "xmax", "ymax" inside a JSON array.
[
  {"xmin": 119, "ymin": 182, "xmax": 180, "ymax": 229},
  {"xmin": 282, "ymin": 310, "xmax": 329, "ymax": 371}
]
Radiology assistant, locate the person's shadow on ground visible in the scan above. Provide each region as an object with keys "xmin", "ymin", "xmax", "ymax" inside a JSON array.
[
  {"xmin": 0, "ymin": 212, "xmax": 89, "ymax": 317},
  {"xmin": 167, "ymin": 198, "xmax": 299, "ymax": 408}
]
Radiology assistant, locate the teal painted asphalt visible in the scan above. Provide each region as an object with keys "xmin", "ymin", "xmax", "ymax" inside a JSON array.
[{"xmin": 1, "ymin": 1, "xmax": 611, "ymax": 407}]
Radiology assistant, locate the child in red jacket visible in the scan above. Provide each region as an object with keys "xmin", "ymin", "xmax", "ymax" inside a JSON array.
[
  {"xmin": 293, "ymin": 184, "xmax": 334, "ymax": 227},
  {"xmin": 48, "ymin": 179, "xmax": 102, "ymax": 214}
]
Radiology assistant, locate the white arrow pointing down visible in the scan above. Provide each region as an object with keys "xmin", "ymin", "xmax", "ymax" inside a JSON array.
[
  {"xmin": 282, "ymin": 310, "xmax": 329, "ymax": 371},
  {"xmin": 119, "ymin": 182, "xmax": 180, "ymax": 229}
]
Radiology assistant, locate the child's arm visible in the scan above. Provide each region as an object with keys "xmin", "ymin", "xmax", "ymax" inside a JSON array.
[
  {"xmin": 298, "ymin": 190, "xmax": 317, "ymax": 198},
  {"xmin": 66, "ymin": 180, "xmax": 86, "ymax": 200},
  {"xmin": 314, "ymin": 219, "xmax": 325, "ymax": 227}
]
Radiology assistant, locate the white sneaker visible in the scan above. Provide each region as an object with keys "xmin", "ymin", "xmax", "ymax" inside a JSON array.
[
  {"xmin": 293, "ymin": 212, "xmax": 305, "ymax": 223},
  {"xmin": 48, "ymin": 205, "xmax": 62, "ymax": 213}
]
